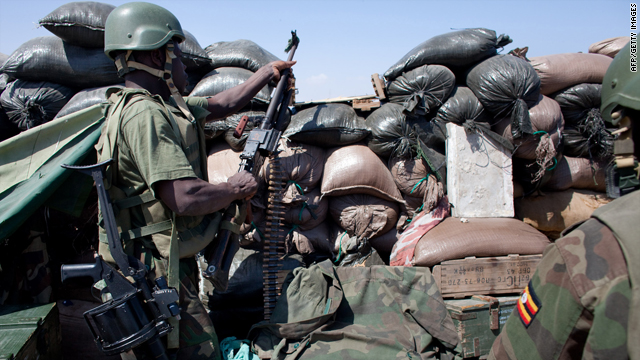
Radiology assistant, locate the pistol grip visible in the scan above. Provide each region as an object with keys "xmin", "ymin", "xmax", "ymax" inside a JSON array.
[{"xmin": 61, "ymin": 261, "xmax": 103, "ymax": 283}]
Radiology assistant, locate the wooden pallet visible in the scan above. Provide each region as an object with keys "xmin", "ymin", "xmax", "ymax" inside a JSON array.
[
  {"xmin": 432, "ymin": 254, "xmax": 543, "ymax": 298},
  {"xmin": 370, "ymin": 73, "xmax": 386, "ymax": 100}
]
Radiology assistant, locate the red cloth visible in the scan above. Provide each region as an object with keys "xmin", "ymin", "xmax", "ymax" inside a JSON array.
[{"xmin": 390, "ymin": 196, "xmax": 449, "ymax": 266}]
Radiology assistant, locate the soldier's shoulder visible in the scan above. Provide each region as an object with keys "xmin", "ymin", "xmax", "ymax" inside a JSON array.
[{"xmin": 554, "ymin": 218, "xmax": 629, "ymax": 299}]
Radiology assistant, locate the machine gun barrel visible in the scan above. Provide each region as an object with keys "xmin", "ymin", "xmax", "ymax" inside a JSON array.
[{"xmin": 202, "ymin": 31, "xmax": 299, "ymax": 291}]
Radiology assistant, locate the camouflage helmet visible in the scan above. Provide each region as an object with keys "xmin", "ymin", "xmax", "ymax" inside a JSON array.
[
  {"xmin": 601, "ymin": 42, "xmax": 640, "ymax": 125},
  {"xmin": 104, "ymin": 2, "xmax": 185, "ymax": 60}
]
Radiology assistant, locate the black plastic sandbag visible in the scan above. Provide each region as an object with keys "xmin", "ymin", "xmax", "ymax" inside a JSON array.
[
  {"xmin": 562, "ymin": 122, "xmax": 614, "ymax": 159},
  {"xmin": 466, "ymin": 54, "xmax": 540, "ymax": 139},
  {"xmin": 384, "ymin": 28, "xmax": 512, "ymax": 81},
  {"xmin": 0, "ymin": 36, "xmax": 122, "ymax": 89},
  {"xmin": 552, "ymin": 83, "xmax": 602, "ymax": 126},
  {"xmin": 386, "ymin": 64, "xmax": 455, "ymax": 115},
  {"xmin": 181, "ymin": 30, "xmax": 214, "ymax": 74},
  {"xmin": 434, "ymin": 86, "xmax": 493, "ymax": 125},
  {"xmin": 190, "ymin": 67, "xmax": 273, "ymax": 106},
  {"xmin": 366, "ymin": 103, "xmax": 446, "ymax": 159},
  {"xmin": 205, "ymin": 39, "xmax": 281, "ymax": 72},
  {"xmin": 0, "ymin": 74, "xmax": 13, "ymax": 94},
  {"xmin": 38, "ymin": 2, "xmax": 115, "ymax": 48},
  {"xmin": 0, "ymin": 79, "xmax": 77, "ymax": 130},
  {"xmin": 54, "ymin": 84, "xmax": 122, "ymax": 118},
  {"xmin": 0, "ymin": 104, "xmax": 19, "ymax": 142},
  {"xmin": 283, "ymin": 104, "xmax": 370, "ymax": 147}
]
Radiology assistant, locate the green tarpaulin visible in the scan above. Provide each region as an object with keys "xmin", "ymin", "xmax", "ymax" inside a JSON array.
[{"xmin": 0, "ymin": 103, "xmax": 107, "ymax": 239}]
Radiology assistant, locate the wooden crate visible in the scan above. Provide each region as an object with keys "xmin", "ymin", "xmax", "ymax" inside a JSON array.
[
  {"xmin": 432, "ymin": 254, "xmax": 542, "ymax": 298},
  {"xmin": 0, "ymin": 302, "xmax": 61, "ymax": 360},
  {"xmin": 445, "ymin": 295, "xmax": 519, "ymax": 359}
]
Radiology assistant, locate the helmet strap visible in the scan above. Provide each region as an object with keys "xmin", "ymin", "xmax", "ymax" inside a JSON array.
[
  {"xmin": 163, "ymin": 42, "xmax": 195, "ymax": 122},
  {"xmin": 114, "ymin": 51, "xmax": 164, "ymax": 78},
  {"xmin": 606, "ymin": 111, "xmax": 639, "ymax": 197},
  {"xmin": 113, "ymin": 42, "xmax": 194, "ymax": 122}
]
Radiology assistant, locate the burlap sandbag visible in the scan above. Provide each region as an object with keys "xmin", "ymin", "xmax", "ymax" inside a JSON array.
[
  {"xmin": 492, "ymin": 95, "xmax": 564, "ymax": 161},
  {"xmin": 529, "ymin": 53, "xmax": 613, "ymax": 95},
  {"xmin": 290, "ymin": 221, "xmax": 334, "ymax": 256},
  {"xmin": 322, "ymin": 144, "xmax": 404, "ymax": 203},
  {"xmin": 588, "ymin": 36, "xmax": 630, "ymax": 58},
  {"xmin": 515, "ymin": 189, "xmax": 612, "ymax": 239},
  {"xmin": 413, "ymin": 217, "xmax": 550, "ymax": 267},
  {"xmin": 329, "ymin": 193, "xmax": 400, "ymax": 240},
  {"xmin": 543, "ymin": 156, "xmax": 607, "ymax": 192},
  {"xmin": 283, "ymin": 187, "xmax": 328, "ymax": 231},
  {"xmin": 389, "ymin": 156, "xmax": 430, "ymax": 198},
  {"xmin": 207, "ymin": 141, "xmax": 241, "ymax": 185},
  {"xmin": 262, "ymin": 138, "xmax": 325, "ymax": 194}
]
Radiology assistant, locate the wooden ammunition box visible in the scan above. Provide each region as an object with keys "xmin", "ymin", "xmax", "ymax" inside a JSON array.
[
  {"xmin": 432, "ymin": 254, "xmax": 542, "ymax": 298},
  {"xmin": 445, "ymin": 295, "xmax": 519, "ymax": 359},
  {"xmin": 0, "ymin": 302, "xmax": 61, "ymax": 360}
]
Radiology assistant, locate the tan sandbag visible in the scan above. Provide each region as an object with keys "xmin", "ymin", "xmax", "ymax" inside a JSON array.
[
  {"xmin": 389, "ymin": 156, "xmax": 430, "ymax": 198},
  {"xmin": 413, "ymin": 217, "xmax": 550, "ymax": 267},
  {"xmin": 290, "ymin": 221, "xmax": 334, "ymax": 255},
  {"xmin": 207, "ymin": 141, "xmax": 241, "ymax": 185},
  {"xmin": 515, "ymin": 189, "xmax": 612, "ymax": 239},
  {"xmin": 492, "ymin": 95, "xmax": 564, "ymax": 160},
  {"xmin": 283, "ymin": 187, "xmax": 328, "ymax": 231},
  {"xmin": 529, "ymin": 53, "xmax": 612, "ymax": 95},
  {"xmin": 588, "ymin": 36, "xmax": 630, "ymax": 58},
  {"xmin": 262, "ymin": 138, "xmax": 325, "ymax": 193},
  {"xmin": 329, "ymin": 193, "xmax": 400, "ymax": 240},
  {"xmin": 544, "ymin": 156, "xmax": 607, "ymax": 192},
  {"xmin": 322, "ymin": 144, "xmax": 404, "ymax": 203}
]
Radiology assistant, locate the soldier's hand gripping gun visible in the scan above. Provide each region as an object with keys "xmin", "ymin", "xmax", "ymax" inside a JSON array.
[
  {"xmin": 202, "ymin": 31, "xmax": 300, "ymax": 291},
  {"xmin": 59, "ymin": 159, "xmax": 180, "ymax": 360}
]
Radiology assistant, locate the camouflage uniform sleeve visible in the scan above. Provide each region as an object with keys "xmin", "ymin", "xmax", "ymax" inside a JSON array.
[{"xmin": 488, "ymin": 218, "xmax": 631, "ymax": 360}]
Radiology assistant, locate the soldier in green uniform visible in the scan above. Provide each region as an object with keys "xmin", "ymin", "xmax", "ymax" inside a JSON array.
[
  {"xmin": 488, "ymin": 43, "xmax": 639, "ymax": 360},
  {"xmin": 95, "ymin": 2, "xmax": 295, "ymax": 359}
]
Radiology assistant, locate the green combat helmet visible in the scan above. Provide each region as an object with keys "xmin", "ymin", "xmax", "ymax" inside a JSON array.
[
  {"xmin": 104, "ymin": 2, "xmax": 185, "ymax": 60},
  {"xmin": 104, "ymin": 2, "xmax": 194, "ymax": 122},
  {"xmin": 601, "ymin": 42, "xmax": 640, "ymax": 197}
]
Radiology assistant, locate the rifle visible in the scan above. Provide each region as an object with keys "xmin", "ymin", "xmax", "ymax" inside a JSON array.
[
  {"xmin": 202, "ymin": 31, "xmax": 300, "ymax": 292},
  {"xmin": 59, "ymin": 159, "xmax": 180, "ymax": 359}
]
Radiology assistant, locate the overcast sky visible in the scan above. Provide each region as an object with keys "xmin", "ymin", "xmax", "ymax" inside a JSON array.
[{"xmin": 0, "ymin": 0, "xmax": 633, "ymax": 102}]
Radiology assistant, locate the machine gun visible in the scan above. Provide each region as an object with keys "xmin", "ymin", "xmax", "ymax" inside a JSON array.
[
  {"xmin": 202, "ymin": 31, "xmax": 299, "ymax": 299},
  {"xmin": 59, "ymin": 159, "xmax": 181, "ymax": 359}
]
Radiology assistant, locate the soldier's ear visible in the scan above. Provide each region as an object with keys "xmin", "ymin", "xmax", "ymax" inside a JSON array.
[{"xmin": 148, "ymin": 48, "xmax": 165, "ymax": 68}]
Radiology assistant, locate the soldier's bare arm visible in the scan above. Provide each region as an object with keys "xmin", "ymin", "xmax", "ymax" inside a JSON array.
[
  {"xmin": 204, "ymin": 60, "xmax": 296, "ymax": 121},
  {"xmin": 154, "ymin": 171, "xmax": 258, "ymax": 216}
]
